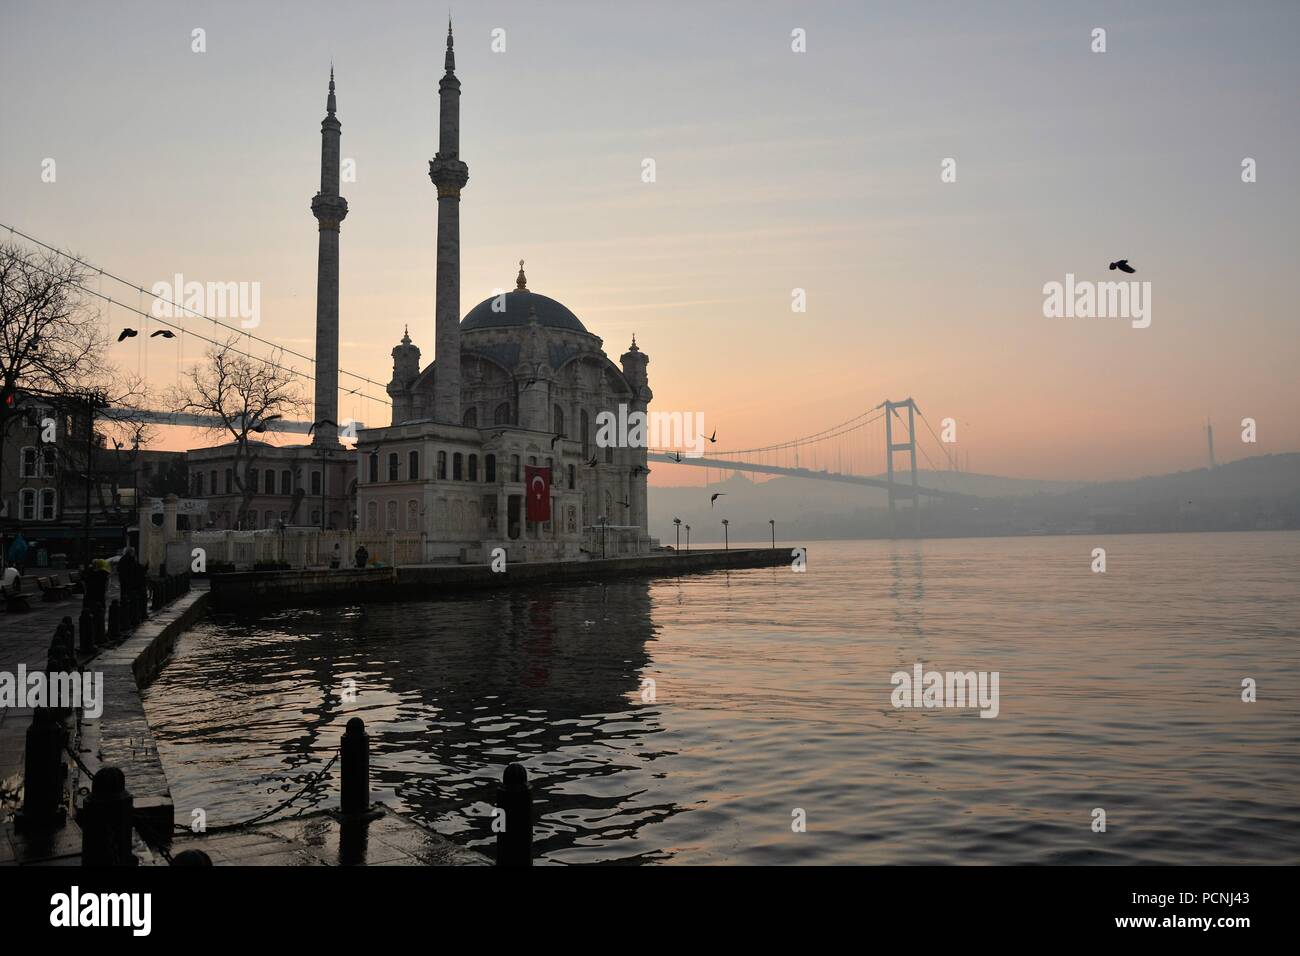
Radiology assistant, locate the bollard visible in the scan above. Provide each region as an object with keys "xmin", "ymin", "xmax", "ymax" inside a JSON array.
[
  {"xmin": 106, "ymin": 599, "xmax": 121, "ymax": 644},
  {"xmin": 78, "ymin": 607, "xmax": 95, "ymax": 655},
  {"xmin": 92, "ymin": 603, "xmax": 105, "ymax": 646},
  {"xmin": 340, "ymin": 717, "xmax": 369, "ymax": 817},
  {"xmin": 15, "ymin": 709, "xmax": 68, "ymax": 831},
  {"xmin": 495, "ymin": 762, "xmax": 533, "ymax": 866},
  {"xmin": 81, "ymin": 766, "xmax": 136, "ymax": 866},
  {"xmin": 171, "ymin": 849, "xmax": 213, "ymax": 866}
]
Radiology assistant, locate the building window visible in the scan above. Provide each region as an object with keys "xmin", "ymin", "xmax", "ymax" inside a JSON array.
[
  {"xmin": 366, "ymin": 500, "xmax": 378, "ymax": 530},
  {"xmin": 20, "ymin": 447, "xmax": 36, "ymax": 478},
  {"xmin": 494, "ymin": 402, "xmax": 511, "ymax": 425},
  {"xmin": 264, "ymin": 510, "xmax": 276, "ymax": 528},
  {"xmin": 368, "ymin": 453, "xmax": 378, "ymax": 483},
  {"xmin": 452, "ymin": 452, "xmax": 463, "ymax": 480},
  {"xmin": 485, "ymin": 454, "xmax": 496, "ymax": 482},
  {"xmin": 385, "ymin": 499, "xmax": 397, "ymax": 530},
  {"xmin": 554, "ymin": 405, "xmax": 565, "ymax": 437},
  {"xmin": 311, "ymin": 470, "xmax": 322, "ymax": 495},
  {"xmin": 225, "ymin": 468, "xmax": 233, "ymax": 493},
  {"xmin": 408, "ymin": 450, "xmax": 419, "ymax": 480},
  {"xmin": 248, "ymin": 468, "xmax": 259, "ymax": 493},
  {"xmin": 195, "ymin": 472, "xmax": 204, "ymax": 495},
  {"xmin": 282, "ymin": 469, "xmax": 292, "ymax": 493},
  {"xmin": 19, "ymin": 489, "xmax": 36, "ymax": 520},
  {"xmin": 265, "ymin": 470, "xmax": 275, "ymax": 495},
  {"xmin": 40, "ymin": 489, "xmax": 57, "ymax": 520},
  {"xmin": 437, "ymin": 451, "xmax": 447, "ymax": 480},
  {"xmin": 210, "ymin": 470, "xmax": 217, "ymax": 494},
  {"xmin": 567, "ymin": 464, "xmax": 575, "ymax": 490},
  {"xmin": 462, "ymin": 407, "xmax": 478, "ymax": 428},
  {"xmin": 388, "ymin": 453, "xmax": 399, "ymax": 481},
  {"xmin": 41, "ymin": 446, "xmax": 56, "ymax": 477},
  {"xmin": 468, "ymin": 454, "xmax": 478, "ymax": 481},
  {"xmin": 311, "ymin": 509, "xmax": 321, "ymax": 525},
  {"xmin": 406, "ymin": 499, "xmax": 419, "ymax": 530},
  {"xmin": 510, "ymin": 455, "xmax": 520, "ymax": 482}
]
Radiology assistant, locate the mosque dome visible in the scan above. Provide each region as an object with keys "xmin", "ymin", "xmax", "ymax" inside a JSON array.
[{"xmin": 460, "ymin": 261, "xmax": 588, "ymax": 333}]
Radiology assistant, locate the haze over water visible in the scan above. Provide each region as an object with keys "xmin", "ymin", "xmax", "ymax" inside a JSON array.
[{"xmin": 144, "ymin": 532, "xmax": 1300, "ymax": 864}]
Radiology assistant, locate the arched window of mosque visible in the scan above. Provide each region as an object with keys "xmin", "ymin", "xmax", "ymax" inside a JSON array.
[
  {"xmin": 494, "ymin": 402, "xmax": 511, "ymax": 426},
  {"xmin": 453, "ymin": 453, "xmax": 463, "ymax": 480},
  {"xmin": 385, "ymin": 500, "xmax": 398, "ymax": 530},
  {"xmin": 437, "ymin": 450, "xmax": 447, "ymax": 479},
  {"xmin": 311, "ymin": 470, "xmax": 322, "ymax": 495},
  {"xmin": 553, "ymin": 405, "xmax": 565, "ymax": 437},
  {"xmin": 195, "ymin": 472, "xmax": 204, "ymax": 495},
  {"xmin": 485, "ymin": 454, "xmax": 496, "ymax": 482},
  {"xmin": 511, "ymin": 455, "xmax": 520, "ymax": 482},
  {"xmin": 225, "ymin": 468, "xmax": 233, "ymax": 493},
  {"xmin": 283, "ymin": 469, "xmax": 293, "ymax": 492},
  {"xmin": 264, "ymin": 470, "xmax": 276, "ymax": 495},
  {"xmin": 406, "ymin": 499, "xmax": 419, "ymax": 530},
  {"xmin": 409, "ymin": 450, "xmax": 419, "ymax": 480},
  {"xmin": 468, "ymin": 454, "xmax": 478, "ymax": 481},
  {"xmin": 368, "ymin": 453, "xmax": 378, "ymax": 483},
  {"xmin": 567, "ymin": 464, "xmax": 575, "ymax": 490},
  {"xmin": 366, "ymin": 500, "xmax": 378, "ymax": 529},
  {"xmin": 463, "ymin": 406, "xmax": 478, "ymax": 428},
  {"xmin": 580, "ymin": 410, "xmax": 590, "ymax": 458},
  {"xmin": 388, "ymin": 453, "xmax": 399, "ymax": 481},
  {"xmin": 211, "ymin": 470, "xmax": 218, "ymax": 494},
  {"xmin": 248, "ymin": 468, "xmax": 259, "ymax": 493}
]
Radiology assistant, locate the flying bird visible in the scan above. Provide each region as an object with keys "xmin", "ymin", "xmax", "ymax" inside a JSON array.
[
  {"xmin": 117, "ymin": 328, "xmax": 138, "ymax": 342},
  {"xmin": 671, "ymin": 452, "xmax": 682, "ymax": 462},
  {"xmin": 251, "ymin": 414, "xmax": 283, "ymax": 434},
  {"xmin": 150, "ymin": 329, "xmax": 176, "ymax": 339},
  {"xmin": 550, "ymin": 433, "xmax": 562, "ymax": 448},
  {"xmin": 706, "ymin": 429, "xmax": 717, "ymax": 443},
  {"xmin": 308, "ymin": 418, "xmax": 338, "ymax": 435},
  {"xmin": 710, "ymin": 493, "xmax": 726, "ymax": 507},
  {"xmin": 617, "ymin": 499, "xmax": 630, "ymax": 509},
  {"xmin": 1108, "ymin": 259, "xmax": 1136, "ymax": 274},
  {"xmin": 586, "ymin": 456, "xmax": 599, "ymax": 467}
]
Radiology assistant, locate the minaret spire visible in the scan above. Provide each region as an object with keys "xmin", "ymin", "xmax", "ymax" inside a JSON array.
[
  {"xmin": 429, "ymin": 17, "xmax": 469, "ymax": 424},
  {"xmin": 311, "ymin": 67, "xmax": 349, "ymax": 446}
]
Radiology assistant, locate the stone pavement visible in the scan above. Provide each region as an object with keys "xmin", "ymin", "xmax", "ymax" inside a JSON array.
[{"xmin": 159, "ymin": 806, "xmax": 491, "ymax": 866}]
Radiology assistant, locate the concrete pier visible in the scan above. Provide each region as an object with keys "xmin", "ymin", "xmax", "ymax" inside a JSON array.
[{"xmin": 208, "ymin": 546, "xmax": 801, "ymax": 610}]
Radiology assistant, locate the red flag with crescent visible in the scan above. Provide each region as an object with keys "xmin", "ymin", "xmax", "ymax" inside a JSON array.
[{"xmin": 525, "ymin": 465, "xmax": 551, "ymax": 522}]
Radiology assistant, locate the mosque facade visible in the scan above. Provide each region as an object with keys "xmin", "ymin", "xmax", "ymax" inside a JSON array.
[{"xmin": 352, "ymin": 26, "xmax": 655, "ymax": 562}]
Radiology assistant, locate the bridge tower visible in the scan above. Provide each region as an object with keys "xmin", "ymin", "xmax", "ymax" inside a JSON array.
[{"xmin": 884, "ymin": 398, "xmax": 920, "ymax": 534}]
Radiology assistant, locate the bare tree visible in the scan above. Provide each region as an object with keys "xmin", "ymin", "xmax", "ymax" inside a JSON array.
[
  {"xmin": 1, "ymin": 239, "xmax": 147, "ymax": 524},
  {"xmin": 167, "ymin": 338, "xmax": 307, "ymax": 528}
]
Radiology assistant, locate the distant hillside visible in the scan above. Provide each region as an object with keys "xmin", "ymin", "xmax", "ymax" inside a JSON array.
[{"xmin": 647, "ymin": 454, "xmax": 1300, "ymax": 542}]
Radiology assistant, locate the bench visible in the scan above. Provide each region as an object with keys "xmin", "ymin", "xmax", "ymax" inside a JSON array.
[
  {"xmin": 68, "ymin": 569, "xmax": 85, "ymax": 594},
  {"xmin": 36, "ymin": 575, "xmax": 73, "ymax": 601},
  {"xmin": 2, "ymin": 580, "xmax": 31, "ymax": 612}
]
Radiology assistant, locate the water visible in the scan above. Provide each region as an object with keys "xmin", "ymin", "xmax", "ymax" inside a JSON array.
[{"xmin": 142, "ymin": 532, "xmax": 1300, "ymax": 864}]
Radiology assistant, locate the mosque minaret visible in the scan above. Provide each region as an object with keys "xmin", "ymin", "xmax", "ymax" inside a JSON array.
[{"xmin": 310, "ymin": 67, "xmax": 348, "ymax": 447}]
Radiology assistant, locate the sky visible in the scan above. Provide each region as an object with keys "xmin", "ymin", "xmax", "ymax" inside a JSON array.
[{"xmin": 1, "ymin": 0, "xmax": 1297, "ymax": 484}]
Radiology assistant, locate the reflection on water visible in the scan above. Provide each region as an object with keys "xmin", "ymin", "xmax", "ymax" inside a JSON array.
[{"xmin": 143, "ymin": 532, "xmax": 1300, "ymax": 864}]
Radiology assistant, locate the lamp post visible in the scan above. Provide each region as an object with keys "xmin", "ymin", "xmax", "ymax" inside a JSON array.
[
  {"xmin": 672, "ymin": 516, "xmax": 681, "ymax": 552},
  {"xmin": 684, "ymin": 524, "xmax": 690, "ymax": 552},
  {"xmin": 81, "ymin": 389, "xmax": 108, "ymax": 564},
  {"xmin": 598, "ymin": 515, "xmax": 608, "ymax": 558},
  {"xmin": 769, "ymin": 518, "xmax": 775, "ymax": 549},
  {"xmin": 722, "ymin": 518, "xmax": 729, "ymax": 551}
]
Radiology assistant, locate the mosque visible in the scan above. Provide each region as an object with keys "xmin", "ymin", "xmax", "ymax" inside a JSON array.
[{"xmin": 347, "ymin": 26, "xmax": 655, "ymax": 562}]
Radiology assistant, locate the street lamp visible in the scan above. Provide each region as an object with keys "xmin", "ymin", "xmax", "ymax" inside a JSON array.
[
  {"xmin": 80, "ymin": 389, "xmax": 109, "ymax": 564},
  {"xmin": 598, "ymin": 514, "xmax": 608, "ymax": 558},
  {"xmin": 721, "ymin": 518, "xmax": 729, "ymax": 551},
  {"xmin": 769, "ymin": 518, "xmax": 775, "ymax": 549},
  {"xmin": 672, "ymin": 516, "xmax": 681, "ymax": 551},
  {"xmin": 684, "ymin": 524, "xmax": 690, "ymax": 552}
]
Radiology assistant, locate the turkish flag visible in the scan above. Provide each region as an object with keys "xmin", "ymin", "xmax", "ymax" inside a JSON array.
[{"xmin": 525, "ymin": 465, "xmax": 551, "ymax": 522}]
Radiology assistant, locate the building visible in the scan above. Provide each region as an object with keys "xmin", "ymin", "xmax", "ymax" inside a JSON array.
[{"xmin": 354, "ymin": 25, "xmax": 654, "ymax": 563}]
